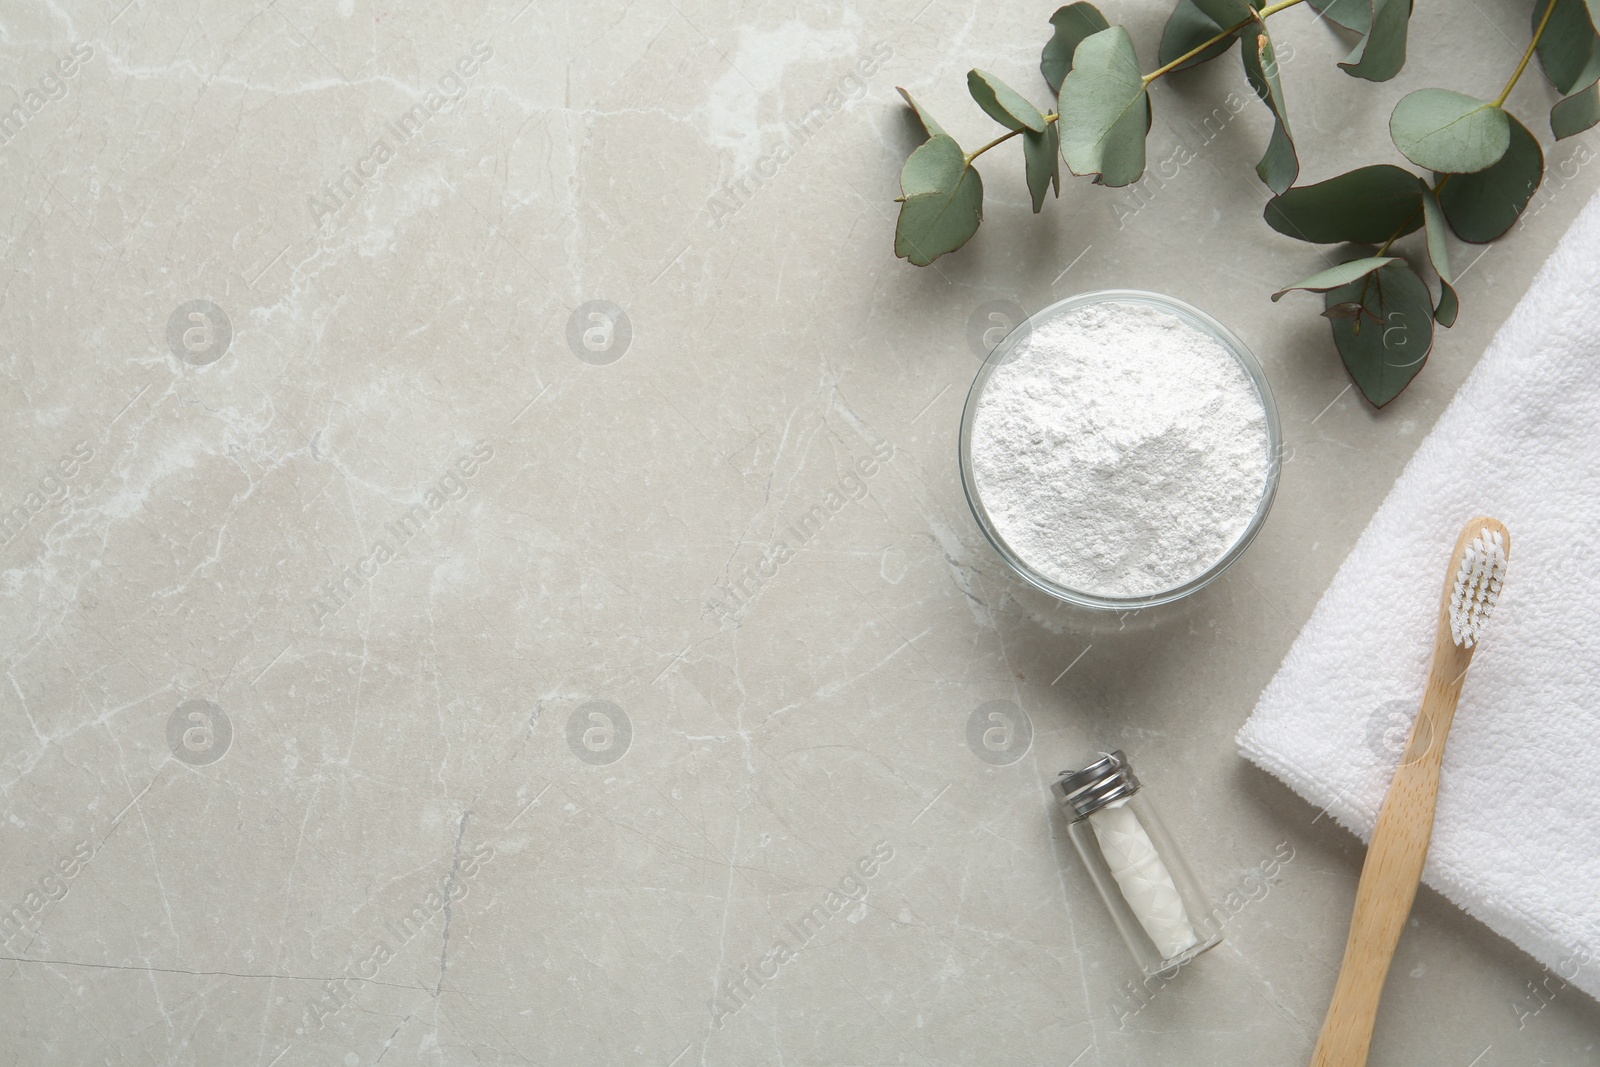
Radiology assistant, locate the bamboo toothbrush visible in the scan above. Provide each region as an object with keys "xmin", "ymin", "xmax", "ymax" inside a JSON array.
[{"xmin": 1311, "ymin": 517, "xmax": 1510, "ymax": 1067}]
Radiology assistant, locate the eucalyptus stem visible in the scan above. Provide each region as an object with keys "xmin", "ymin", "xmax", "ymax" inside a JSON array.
[
  {"xmin": 965, "ymin": 130, "xmax": 1020, "ymax": 164},
  {"xmin": 1142, "ymin": 0, "xmax": 1308, "ymax": 85},
  {"xmin": 1374, "ymin": 185, "xmax": 1440, "ymax": 257},
  {"xmin": 1373, "ymin": 229, "xmax": 1405, "ymax": 258},
  {"xmin": 1370, "ymin": 171, "xmax": 1457, "ymax": 257},
  {"xmin": 966, "ymin": 113, "xmax": 1060, "ymax": 164},
  {"xmin": 1495, "ymin": 0, "xmax": 1558, "ymax": 107}
]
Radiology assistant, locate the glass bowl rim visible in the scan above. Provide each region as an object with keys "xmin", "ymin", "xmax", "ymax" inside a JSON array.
[{"xmin": 957, "ymin": 288, "xmax": 1282, "ymax": 611}]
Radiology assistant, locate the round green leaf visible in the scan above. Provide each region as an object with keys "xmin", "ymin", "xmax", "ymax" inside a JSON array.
[
  {"xmin": 1059, "ymin": 26, "xmax": 1150, "ymax": 188},
  {"xmin": 896, "ymin": 87, "xmax": 947, "ymax": 140},
  {"xmin": 1158, "ymin": 0, "xmax": 1240, "ymax": 71},
  {"xmin": 895, "ymin": 135, "xmax": 984, "ymax": 266},
  {"xmin": 1272, "ymin": 256, "xmax": 1398, "ymax": 301},
  {"xmin": 899, "ymin": 133, "xmax": 965, "ymax": 197},
  {"xmin": 1309, "ymin": 0, "xmax": 1373, "ymax": 35},
  {"xmin": 1533, "ymin": 0, "xmax": 1600, "ymax": 96},
  {"xmin": 1042, "ymin": 3, "xmax": 1111, "ymax": 94},
  {"xmin": 1024, "ymin": 123, "xmax": 1062, "ymax": 212},
  {"xmin": 1190, "ymin": 0, "xmax": 1253, "ymax": 25},
  {"xmin": 1389, "ymin": 89, "xmax": 1510, "ymax": 174},
  {"xmin": 1436, "ymin": 113, "xmax": 1544, "ymax": 242},
  {"xmin": 1264, "ymin": 165, "xmax": 1424, "ymax": 244},
  {"xmin": 1552, "ymin": 79, "xmax": 1600, "ymax": 139},
  {"xmin": 968, "ymin": 69, "xmax": 1046, "ymax": 132},
  {"xmin": 1339, "ymin": 0, "xmax": 1412, "ymax": 83},
  {"xmin": 1326, "ymin": 262, "xmax": 1434, "ymax": 407}
]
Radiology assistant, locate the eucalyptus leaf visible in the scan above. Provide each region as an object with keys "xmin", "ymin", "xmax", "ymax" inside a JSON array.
[
  {"xmin": 1389, "ymin": 89, "xmax": 1510, "ymax": 174},
  {"xmin": 1190, "ymin": 0, "xmax": 1254, "ymax": 26},
  {"xmin": 1437, "ymin": 113, "xmax": 1544, "ymax": 242},
  {"xmin": 1323, "ymin": 301, "xmax": 1370, "ymax": 319},
  {"xmin": 1023, "ymin": 124, "xmax": 1062, "ymax": 212},
  {"xmin": 1339, "ymin": 0, "xmax": 1411, "ymax": 82},
  {"xmin": 1042, "ymin": 3, "xmax": 1111, "ymax": 94},
  {"xmin": 1421, "ymin": 186, "xmax": 1458, "ymax": 327},
  {"xmin": 1242, "ymin": 27, "xmax": 1299, "ymax": 194},
  {"xmin": 1308, "ymin": 0, "xmax": 1372, "ymax": 35},
  {"xmin": 1533, "ymin": 0, "xmax": 1600, "ymax": 95},
  {"xmin": 896, "ymin": 183, "xmax": 984, "ymax": 265},
  {"xmin": 894, "ymin": 134, "xmax": 984, "ymax": 265},
  {"xmin": 968, "ymin": 69, "xmax": 1047, "ymax": 132},
  {"xmin": 1271, "ymin": 256, "xmax": 1397, "ymax": 300},
  {"xmin": 896, "ymin": 87, "xmax": 947, "ymax": 140},
  {"xmin": 1158, "ymin": 0, "xmax": 1240, "ymax": 71},
  {"xmin": 899, "ymin": 133, "xmax": 965, "ymax": 197},
  {"xmin": 1326, "ymin": 261, "xmax": 1434, "ymax": 407},
  {"xmin": 1552, "ymin": 79, "xmax": 1600, "ymax": 139},
  {"xmin": 1059, "ymin": 26, "xmax": 1150, "ymax": 187},
  {"xmin": 1264, "ymin": 165, "xmax": 1424, "ymax": 243}
]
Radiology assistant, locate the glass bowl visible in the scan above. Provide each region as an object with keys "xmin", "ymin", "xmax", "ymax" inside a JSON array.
[{"xmin": 958, "ymin": 289, "xmax": 1281, "ymax": 611}]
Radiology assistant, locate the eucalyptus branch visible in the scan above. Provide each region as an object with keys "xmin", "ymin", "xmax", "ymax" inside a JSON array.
[
  {"xmin": 892, "ymin": 0, "xmax": 1574, "ymax": 406},
  {"xmin": 1373, "ymin": 0, "xmax": 1556, "ymax": 259},
  {"xmin": 972, "ymin": 0, "xmax": 1312, "ymax": 167},
  {"xmin": 967, "ymin": 0, "xmax": 1309, "ymax": 166},
  {"xmin": 1143, "ymin": 0, "xmax": 1307, "ymax": 85},
  {"xmin": 966, "ymin": 114, "xmax": 1060, "ymax": 165}
]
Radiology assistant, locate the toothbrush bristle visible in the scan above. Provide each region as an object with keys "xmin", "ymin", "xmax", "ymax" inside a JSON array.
[{"xmin": 1449, "ymin": 527, "xmax": 1507, "ymax": 648}]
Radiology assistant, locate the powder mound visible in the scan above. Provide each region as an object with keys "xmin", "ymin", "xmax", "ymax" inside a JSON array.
[{"xmin": 970, "ymin": 300, "xmax": 1270, "ymax": 597}]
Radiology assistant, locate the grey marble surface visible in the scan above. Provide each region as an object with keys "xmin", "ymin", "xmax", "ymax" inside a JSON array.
[{"xmin": 2, "ymin": 0, "xmax": 1598, "ymax": 1064}]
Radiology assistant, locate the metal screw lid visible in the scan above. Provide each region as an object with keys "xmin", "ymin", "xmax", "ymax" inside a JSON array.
[{"xmin": 1052, "ymin": 750, "xmax": 1141, "ymax": 820}]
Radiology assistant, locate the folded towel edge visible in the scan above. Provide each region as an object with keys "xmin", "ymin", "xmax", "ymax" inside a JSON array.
[{"xmin": 1236, "ymin": 730, "xmax": 1600, "ymax": 1004}]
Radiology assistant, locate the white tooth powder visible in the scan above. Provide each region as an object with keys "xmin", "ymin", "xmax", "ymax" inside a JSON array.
[{"xmin": 970, "ymin": 300, "xmax": 1270, "ymax": 598}]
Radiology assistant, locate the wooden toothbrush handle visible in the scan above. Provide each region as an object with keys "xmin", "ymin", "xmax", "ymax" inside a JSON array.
[
  {"xmin": 1312, "ymin": 518, "xmax": 1504, "ymax": 1066},
  {"xmin": 1310, "ymin": 751, "xmax": 1441, "ymax": 1067},
  {"xmin": 1312, "ymin": 628, "xmax": 1471, "ymax": 1067}
]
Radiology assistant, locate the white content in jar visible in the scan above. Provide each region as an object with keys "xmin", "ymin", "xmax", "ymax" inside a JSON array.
[
  {"xmin": 970, "ymin": 300, "xmax": 1269, "ymax": 597},
  {"xmin": 1090, "ymin": 800, "xmax": 1201, "ymax": 960}
]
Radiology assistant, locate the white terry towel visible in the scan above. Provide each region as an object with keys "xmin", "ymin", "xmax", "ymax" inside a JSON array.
[{"xmin": 1238, "ymin": 188, "xmax": 1600, "ymax": 1002}]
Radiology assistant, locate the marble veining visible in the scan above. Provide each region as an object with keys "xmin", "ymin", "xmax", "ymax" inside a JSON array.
[{"xmin": 3, "ymin": 0, "xmax": 1598, "ymax": 1064}]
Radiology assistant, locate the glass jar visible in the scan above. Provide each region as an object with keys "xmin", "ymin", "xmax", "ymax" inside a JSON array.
[
  {"xmin": 1053, "ymin": 751, "xmax": 1223, "ymax": 975},
  {"xmin": 958, "ymin": 290, "xmax": 1282, "ymax": 610}
]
